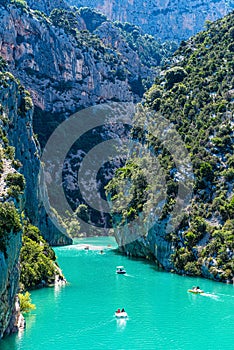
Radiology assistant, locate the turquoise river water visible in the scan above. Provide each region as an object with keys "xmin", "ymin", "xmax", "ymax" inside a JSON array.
[{"xmin": 1, "ymin": 236, "xmax": 233, "ymax": 350}]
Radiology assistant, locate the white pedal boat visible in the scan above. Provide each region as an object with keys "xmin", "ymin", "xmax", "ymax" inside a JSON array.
[
  {"xmin": 115, "ymin": 311, "xmax": 128, "ymax": 318},
  {"xmin": 116, "ymin": 266, "xmax": 126, "ymax": 274}
]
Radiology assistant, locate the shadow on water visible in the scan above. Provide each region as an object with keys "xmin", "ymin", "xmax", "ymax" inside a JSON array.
[
  {"xmin": 1, "ymin": 334, "xmax": 18, "ymax": 350},
  {"xmin": 112, "ymin": 248, "xmax": 156, "ymax": 266}
]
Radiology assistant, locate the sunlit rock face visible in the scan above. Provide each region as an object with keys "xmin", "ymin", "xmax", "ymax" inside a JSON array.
[
  {"xmin": 0, "ymin": 72, "xmax": 70, "ymax": 338},
  {"xmin": 67, "ymin": 0, "xmax": 233, "ymax": 41},
  {"xmin": 0, "ymin": 1, "xmax": 165, "ymax": 238},
  {"xmin": 0, "ymin": 3, "xmax": 159, "ymax": 147}
]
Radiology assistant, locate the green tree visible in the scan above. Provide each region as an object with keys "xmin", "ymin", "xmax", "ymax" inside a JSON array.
[
  {"xmin": 18, "ymin": 292, "xmax": 36, "ymax": 313},
  {"xmin": 20, "ymin": 224, "xmax": 60, "ymax": 290},
  {"xmin": 79, "ymin": 7, "xmax": 107, "ymax": 32},
  {"xmin": 0, "ymin": 202, "xmax": 21, "ymax": 256},
  {"xmin": 165, "ymin": 66, "xmax": 187, "ymax": 89}
]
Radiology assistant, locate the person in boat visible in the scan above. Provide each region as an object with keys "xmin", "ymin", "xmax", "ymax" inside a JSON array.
[
  {"xmin": 192, "ymin": 286, "xmax": 199, "ymax": 291},
  {"xmin": 116, "ymin": 308, "xmax": 121, "ymax": 313},
  {"xmin": 121, "ymin": 308, "xmax": 125, "ymax": 312}
]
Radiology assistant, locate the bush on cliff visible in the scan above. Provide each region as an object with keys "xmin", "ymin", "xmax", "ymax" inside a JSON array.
[
  {"xmin": 0, "ymin": 202, "xmax": 22, "ymax": 257},
  {"xmin": 20, "ymin": 224, "xmax": 61, "ymax": 290},
  {"xmin": 107, "ymin": 11, "xmax": 234, "ymax": 281},
  {"xmin": 18, "ymin": 291, "xmax": 36, "ymax": 313}
]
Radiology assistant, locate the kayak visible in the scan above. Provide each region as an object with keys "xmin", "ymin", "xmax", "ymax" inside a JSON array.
[{"xmin": 188, "ymin": 289, "xmax": 204, "ymax": 294}]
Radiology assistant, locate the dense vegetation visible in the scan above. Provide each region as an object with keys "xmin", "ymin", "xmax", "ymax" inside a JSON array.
[
  {"xmin": 115, "ymin": 21, "xmax": 177, "ymax": 68},
  {"xmin": 0, "ymin": 0, "xmax": 29, "ymax": 11},
  {"xmin": 107, "ymin": 13, "xmax": 234, "ymax": 282},
  {"xmin": 79, "ymin": 7, "xmax": 107, "ymax": 32},
  {"xmin": 20, "ymin": 223, "xmax": 63, "ymax": 290},
  {"xmin": 0, "ymin": 202, "xmax": 22, "ymax": 257}
]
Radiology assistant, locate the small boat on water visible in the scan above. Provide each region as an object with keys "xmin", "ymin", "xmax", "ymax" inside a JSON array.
[
  {"xmin": 116, "ymin": 266, "xmax": 126, "ymax": 274},
  {"xmin": 188, "ymin": 287, "xmax": 204, "ymax": 294},
  {"xmin": 115, "ymin": 309, "xmax": 128, "ymax": 318}
]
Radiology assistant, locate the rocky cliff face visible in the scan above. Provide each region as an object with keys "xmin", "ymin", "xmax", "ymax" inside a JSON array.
[
  {"xmin": 0, "ymin": 3, "xmax": 171, "ymax": 146},
  {"xmin": 68, "ymin": 0, "xmax": 234, "ymax": 41},
  {"xmin": 0, "ymin": 222, "xmax": 22, "ymax": 338},
  {"xmin": 107, "ymin": 11, "xmax": 234, "ymax": 283},
  {"xmin": 0, "ymin": 59, "xmax": 70, "ymax": 245},
  {"xmin": 0, "ymin": 8, "xmax": 105, "ymax": 146},
  {"xmin": 0, "ymin": 1, "xmax": 174, "ymax": 236},
  {"xmin": 0, "ymin": 66, "xmax": 71, "ymax": 337},
  {"xmin": 0, "ymin": 73, "xmax": 25, "ymax": 338}
]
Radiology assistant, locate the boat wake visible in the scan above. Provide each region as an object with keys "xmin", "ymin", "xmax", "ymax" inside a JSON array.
[
  {"xmin": 200, "ymin": 293, "xmax": 220, "ymax": 300},
  {"xmin": 216, "ymin": 293, "xmax": 234, "ymax": 298},
  {"xmin": 76, "ymin": 318, "xmax": 115, "ymax": 334},
  {"xmin": 122, "ymin": 273, "xmax": 134, "ymax": 278}
]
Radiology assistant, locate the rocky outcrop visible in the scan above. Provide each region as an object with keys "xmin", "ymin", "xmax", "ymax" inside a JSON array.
[
  {"xmin": 0, "ymin": 2, "xmax": 172, "ymax": 236},
  {"xmin": 0, "ymin": 2, "xmax": 131, "ymax": 240},
  {"xmin": 68, "ymin": 0, "xmax": 234, "ymax": 41},
  {"xmin": 111, "ymin": 190, "xmax": 175, "ymax": 270},
  {"xmin": 0, "ymin": 231, "xmax": 23, "ymax": 338},
  {"xmin": 0, "ymin": 3, "xmax": 166, "ymax": 146},
  {"xmin": 108, "ymin": 11, "xmax": 234, "ymax": 283},
  {"xmin": 0, "ymin": 78, "xmax": 23, "ymax": 337},
  {"xmin": 0, "ymin": 67, "xmax": 71, "ymax": 244},
  {"xmin": 94, "ymin": 22, "xmax": 149, "ymax": 83},
  {"xmin": 0, "ymin": 70, "xmax": 70, "ymax": 337}
]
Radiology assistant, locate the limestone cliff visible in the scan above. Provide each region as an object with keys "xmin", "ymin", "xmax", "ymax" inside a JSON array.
[
  {"xmin": 0, "ymin": 74, "xmax": 24, "ymax": 338},
  {"xmin": 0, "ymin": 67, "xmax": 70, "ymax": 337},
  {"xmin": 0, "ymin": 217, "xmax": 22, "ymax": 338},
  {"xmin": 0, "ymin": 2, "xmax": 172, "ymax": 146},
  {"xmin": 68, "ymin": 0, "xmax": 234, "ymax": 41},
  {"xmin": 106, "ymin": 12, "xmax": 234, "ymax": 283},
  {"xmin": 0, "ymin": 57, "xmax": 70, "ymax": 244},
  {"xmin": 0, "ymin": 1, "xmax": 174, "ymax": 235}
]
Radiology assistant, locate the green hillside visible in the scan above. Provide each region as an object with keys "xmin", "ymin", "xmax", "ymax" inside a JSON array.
[{"xmin": 107, "ymin": 13, "xmax": 234, "ymax": 282}]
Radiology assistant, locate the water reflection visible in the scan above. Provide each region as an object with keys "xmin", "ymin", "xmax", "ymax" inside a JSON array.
[
  {"xmin": 23, "ymin": 313, "xmax": 37, "ymax": 333},
  {"xmin": 54, "ymin": 275, "xmax": 67, "ymax": 299},
  {"xmin": 54, "ymin": 281, "xmax": 65, "ymax": 297},
  {"xmin": 17, "ymin": 327, "xmax": 25, "ymax": 341},
  {"xmin": 116, "ymin": 318, "xmax": 127, "ymax": 331}
]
